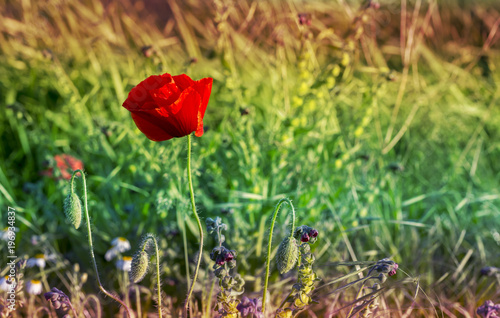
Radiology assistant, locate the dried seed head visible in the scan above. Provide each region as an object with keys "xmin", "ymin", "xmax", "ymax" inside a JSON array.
[
  {"xmin": 276, "ymin": 236, "xmax": 299, "ymax": 274},
  {"xmin": 64, "ymin": 193, "xmax": 82, "ymax": 229},
  {"xmin": 130, "ymin": 250, "xmax": 149, "ymax": 283}
]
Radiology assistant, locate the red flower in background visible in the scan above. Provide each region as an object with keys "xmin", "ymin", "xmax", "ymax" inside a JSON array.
[
  {"xmin": 41, "ymin": 154, "xmax": 83, "ymax": 180},
  {"xmin": 122, "ymin": 73, "xmax": 213, "ymax": 141}
]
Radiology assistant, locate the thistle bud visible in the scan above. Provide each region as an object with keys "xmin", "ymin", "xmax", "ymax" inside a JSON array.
[
  {"xmin": 64, "ymin": 193, "xmax": 82, "ymax": 229},
  {"xmin": 130, "ymin": 251, "xmax": 149, "ymax": 283},
  {"xmin": 276, "ymin": 236, "xmax": 299, "ymax": 274}
]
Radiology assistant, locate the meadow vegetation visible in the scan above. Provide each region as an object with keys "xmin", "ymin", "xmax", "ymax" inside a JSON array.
[{"xmin": 0, "ymin": 0, "xmax": 500, "ymax": 316}]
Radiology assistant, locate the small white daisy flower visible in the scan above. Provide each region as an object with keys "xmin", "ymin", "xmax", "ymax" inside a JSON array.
[
  {"xmin": 27, "ymin": 254, "xmax": 46, "ymax": 269},
  {"xmin": 111, "ymin": 237, "xmax": 131, "ymax": 252},
  {"xmin": 105, "ymin": 237, "xmax": 131, "ymax": 261},
  {"xmin": 115, "ymin": 256, "xmax": 133, "ymax": 272},
  {"xmin": 26, "ymin": 279, "xmax": 43, "ymax": 295},
  {"xmin": 1, "ymin": 227, "xmax": 18, "ymax": 241},
  {"xmin": 0, "ymin": 275, "xmax": 14, "ymax": 292}
]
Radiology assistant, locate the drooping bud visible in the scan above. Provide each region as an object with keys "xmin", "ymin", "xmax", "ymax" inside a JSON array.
[
  {"xmin": 130, "ymin": 250, "xmax": 149, "ymax": 283},
  {"xmin": 64, "ymin": 192, "xmax": 82, "ymax": 229},
  {"xmin": 276, "ymin": 236, "xmax": 299, "ymax": 274}
]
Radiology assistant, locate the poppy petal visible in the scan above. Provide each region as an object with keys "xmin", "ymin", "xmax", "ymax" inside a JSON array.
[
  {"xmin": 195, "ymin": 122, "xmax": 204, "ymax": 137},
  {"xmin": 130, "ymin": 112, "xmax": 174, "ymax": 141},
  {"xmin": 194, "ymin": 77, "xmax": 213, "ymax": 117},
  {"xmin": 123, "ymin": 74, "xmax": 173, "ymax": 111},
  {"xmin": 170, "ymin": 87, "xmax": 202, "ymax": 136},
  {"xmin": 149, "ymin": 82, "xmax": 181, "ymax": 111},
  {"xmin": 193, "ymin": 77, "xmax": 212, "ymax": 136},
  {"xmin": 173, "ymin": 74, "xmax": 195, "ymax": 91}
]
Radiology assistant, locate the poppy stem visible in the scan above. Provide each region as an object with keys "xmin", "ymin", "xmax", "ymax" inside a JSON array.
[
  {"xmin": 141, "ymin": 234, "xmax": 162, "ymax": 318},
  {"xmin": 71, "ymin": 170, "xmax": 134, "ymax": 318},
  {"xmin": 262, "ymin": 198, "xmax": 296, "ymax": 315},
  {"xmin": 183, "ymin": 134, "xmax": 204, "ymax": 318}
]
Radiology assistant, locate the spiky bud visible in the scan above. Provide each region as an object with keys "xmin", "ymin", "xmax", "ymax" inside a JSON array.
[
  {"xmin": 64, "ymin": 193, "xmax": 82, "ymax": 229},
  {"xmin": 276, "ymin": 236, "xmax": 299, "ymax": 274},
  {"xmin": 130, "ymin": 250, "xmax": 149, "ymax": 283}
]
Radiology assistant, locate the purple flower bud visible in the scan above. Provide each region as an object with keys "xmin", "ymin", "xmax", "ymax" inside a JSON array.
[
  {"xmin": 298, "ymin": 13, "xmax": 312, "ymax": 26},
  {"xmin": 388, "ymin": 263, "xmax": 398, "ymax": 276},
  {"xmin": 309, "ymin": 229, "xmax": 318, "ymax": 238},
  {"xmin": 237, "ymin": 297, "xmax": 263, "ymax": 318},
  {"xmin": 225, "ymin": 252, "xmax": 234, "ymax": 262},
  {"xmin": 301, "ymin": 233, "xmax": 310, "ymax": 243},
  {"xmin": 477, "ymin": 300, "xmax": 500, "ymax": 318},
  {"xmin": 216, "ymin": 255, "xmax": 225, "ymax": 266}
]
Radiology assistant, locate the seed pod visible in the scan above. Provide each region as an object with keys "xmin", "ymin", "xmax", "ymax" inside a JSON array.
[
  {"xmin": 130, "ymin": 251, "xmax": 149, "ymax": 283},
  {"xmin": 64, "ymin": 193, "xmax": 82, "ymax": 229},
  {"xmin": 276, "ymin": 236, "xmax": 299, "ymax": 274}
]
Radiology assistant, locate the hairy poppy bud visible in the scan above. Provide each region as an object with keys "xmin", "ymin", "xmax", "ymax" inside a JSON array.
[
  {"xmin": 276, "ymin": 236, "xmax": 299, "ymax": 274},
  {"xmin": 130, "ymin": 251, "xmax": 149, "ymax": 283},
  {"xmin": 64, "ymin": 193, "xmax": 82, "ymax": 229}
]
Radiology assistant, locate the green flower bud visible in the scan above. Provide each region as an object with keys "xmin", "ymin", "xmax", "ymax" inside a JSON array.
[
  {"xmin": 276, "ymin": 236, "xmax": 299, "ymax": 274},
  {"xmin": 130, "ymin": 251, "xmax": 149, "ymax": 283},
  {"xmin": 64, "ymin": 193, "xmax": 82, "ymax": 229}
]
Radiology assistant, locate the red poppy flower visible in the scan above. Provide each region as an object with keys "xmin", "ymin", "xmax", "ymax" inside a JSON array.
[
  {"xmin": 40, "ymin": 154, "xmax": 83, "ymax": 180},
  {"xmin": 122, "ymin": 73, "xmax": 213, "ymax": 141}
]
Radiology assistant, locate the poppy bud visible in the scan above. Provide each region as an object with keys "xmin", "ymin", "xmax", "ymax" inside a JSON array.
[
  {"xmin": 276, "ymin": 237, "xmax": 299, "ymax": 274},
  {"xmin": 64, "ymin": 192, "xmax": 82, "ymax": 230},
  {"xmin": 130, "ymin": 251, "xmax": 149, "ymax": 283}
]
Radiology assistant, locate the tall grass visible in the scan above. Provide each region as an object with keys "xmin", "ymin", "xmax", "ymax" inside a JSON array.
[{"xmin": 0, "ymin": 0, "xmax": 499, "ymax": 316}]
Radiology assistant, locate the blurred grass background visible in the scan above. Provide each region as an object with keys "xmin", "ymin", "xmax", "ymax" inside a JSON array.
[{"xmin": 0, "ymin": 0, "xmax": 500, "ymax": 316}]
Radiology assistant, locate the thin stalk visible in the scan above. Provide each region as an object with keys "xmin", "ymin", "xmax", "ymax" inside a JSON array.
[
  {"xmin": 178, "ymin": 208, "xmax": 191, "ymax": 290},
  {"xmin": 183, "ymin": 134, "xmax": 204, "ymax": 318},
  {"xmin": 206, "ymin": 278, "xmax": 216, "ymax": 318},
  {"xmin": 141, "ymin": 234, "xmax": 162, "ymax": 318},
  {"xmin": 262, "ymin": 198, "xmax": 296, "ymax": 314},
  {"xmin": 71, "ymin": 170, "xmax": 133, "ymax": 318},
  {"xmin": 347, "ymin": 268, "xmax": 376, "ymax": 318},
  {"xmin": 135, "ymin": 285, "xmax": 142, "ymax": 318}
]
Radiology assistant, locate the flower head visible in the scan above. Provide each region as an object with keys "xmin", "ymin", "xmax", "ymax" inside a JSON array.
[
  {"xmin": 105, "ymin": 237, "xmax": 131, "ymax": 261},
  {"xmin": 0, "ymin": 276, "xmax": 14, "ymax": 292},
  {"xmin": 480, "ymin": 266, "xmax": 500, "ymax": 277},
  {"xmin": 236, "ymin": 297, "xmax": 263, "ymax": 318},
  {"xmin": 122, "ymin": 73, "xmax": 213, "ymax": 141},
  {"xmin": 298, "ymin": 13, "xmax": 312, "ymax": 26},
  {"xmin": 40, "ymin": 154, "xmax": 83, "ymax": 180},
  {"xmin": 116, "ymin": 256, "xmax": 133, "ymax": 272},
  {"xmin": 44, "ymin": 287, "xmax": 73, "ymax": 311},
  {"xmin": 1, "ymin": 227, "xmax": 17, "ymax": 241},
  {"xmin": 26, "ymin": 279, "xmax": 43, "ymax": 295},
  {"xmin": 301, "ymin": 233, "xmax": 310, "ymax": 243},
  {"xmin": 27, "ymin": 254, "xmax": 47, "ymax": 269},
  {"xmin": 477, "ymin": 300, "xmax": 500, "ymax": 318}
]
